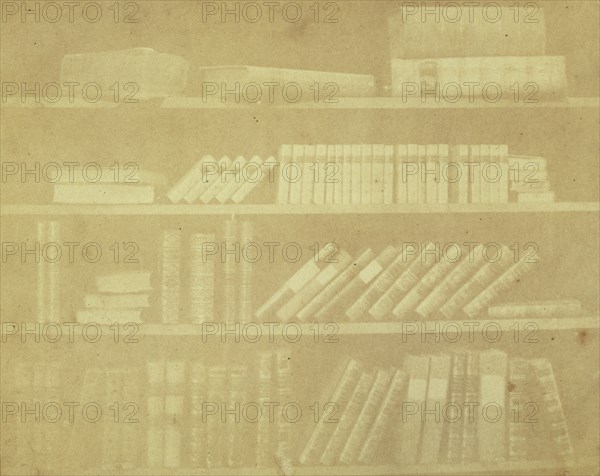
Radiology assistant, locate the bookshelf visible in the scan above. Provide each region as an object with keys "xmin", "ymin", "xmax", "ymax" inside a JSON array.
[
  {"xmin": 2, "ymin": 202, "xmax": 599, "ymax": 216},
  {"xmin": 1, "ymin": 0, "xmax": 599, "ymax": 475}
]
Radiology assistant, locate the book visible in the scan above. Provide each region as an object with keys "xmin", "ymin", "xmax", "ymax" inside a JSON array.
[
  {"xmin": 230, "ymin": 156, "xmax": 273, "ymax": 204},
  {"xmin": 480, "ymin": 144, "xmax": 491, "ymax": 204},
  {"xmin": 445, "ymin": 352, "xmax": 466, "ymax": 464},
  {"xmin": 189, "ymin": 361, "xmax": 206, "ymax": 467},
  {"xmin": 167, "ymin": 156, "xmax": 212, "ymax": 203},
  {"xmin": 146, "ymin": 360, "xmax": 165, "ymax": 468},
  {"xmin": 351, "ymin": 145, "xmax": 362, "ymax": 205},
  {"xmin": 341, "ymin": 145, "xmax": 352, "ymax": 204},
  {"xmin": 314, "ymin": 245, "xmax": 397, "ymax": 321},
  {"xmin": 277, "ymin": 145, "xmax": 292, "ymax": 204},
  {"xmin": 417, "ymin": 145, "xmax": 427, "ymax": 204},
  {"xmin": 275, "ymin": 350, "xmax": 293, "ymax": 460},
  {"xmin": 395, "ymin": 144, "xmax": 408, "ymax": 204},
  {"xmin": 406, "ymin": 144, "xmax": 420, "ymax": 203},
  {"xmin": 299, "ymin": 358, "xmax": 365, "ymax": 465},
  {"xmin": 334, "ymin": 144, "xmax": 344, "ymax": 204},
  {"xmin": 189, "ymin": 233, "xmax": 215, "ymax": 324},
  {"xmin": 289, "ymin": 145, "xmax": 305, "ymax": 205},
  {"xmin": 301, "ymin": 145, "xmax": 315, "ymax": 204},
  {"xmin": 76, "ymin": 309, "xmax": 142, "ymax": 324},
  {"xmin": 487, "ymin": 299, "xmax": 581, "ymax": 319},
  {"xmin": 53, "ymin": 183, "xmax": 154, "ymax": 204},
  {"xmin": 313, "ymin": 145, "xmax": 327, "ymax": 205},
  {"xmin": 205, "ymin": 366, "xmax": 227, "ymax": 468},
  {"xmin": 478, "ymin": 350, "xmax": 508, "ymax": 462},
  {"xmin": 358, "ymin": 369, "xmax": 406, "ymax": 464},
  {"xmin": 396, "ymin": 355, "xmax": 430, "ymax": 464},
  {"xmin": 325, "ymin": 145, "xmax": 336, "ymax": 205},
  {"xmin": 371, "ymin": 145, "xmax": 385, "ymax": 204},
  {"xmin": 438, "ymin": 144, "xmax": 449, "ymax": 204},
  {"xmin": 215, "ymin": 156, "xmax": 247, "ymax": 204},
  {"xmin": 162, "ymin": 229, "xmax": 181, "ymax": 323},
  {"xmin": 182, "ymin": 155, "xmax": 220, "ymax": 204},
  {"xmin": 297, "ymin": 248, "xmax": 375, "ymax": 322},
  {"xmin": 238, "ymin": 221, "xmax": 254, "ymax": 323},
  {"xmin": 383, "ymin": 145, "xmax": 395, "ymax": 205},
  {"xmin": 84, "ymin": 293, "xmax": 150, "ymax": 309},
  {"xmin": 507, "ymin": 358, "xmax": 531, "ymax": 461},
  {"xmin": 461, "ymin": 351, "xmax": 479, "ymax": 463},
  {"xmin": 95, "ymin": 271, "xmax": 152, "ymax": 293},
  {"xmin": 276, "ymin": 250, "xmax": 354, "ymax": 321},
  {"xmin": 425, "ymin": 144, "xmax": 439, "ymax": 204},
  {"xmin": 340, "ymin": 368, "xmax": 394, "ymax": 464},
  {"xmin": 199, "ymin": 156, "xmax": 232, "ymax": 204},
  {"xmin": 470, "ymin": 145, "xmax": 481, "ymax": 204},
  {"xmin": 320, "ymin": 369, "xmax": 376, "ymax": 465},
  {"xmin": 255, "ymin": 352, "xmax": 273, "ymax": 466},
  {"xmin": 222, "ymin": 220, "xmax": 238, "ymax": 322},
  {"xmin": 255, "ymin": 245, "xmax": 332, "ymax": 320},
  {"xmin": 420, "ymin": 354, "xmax": 452, "ymax": 464},
  {"xmin": 360, "ymin": 144, "xmax": 373, "ymax": 205}
]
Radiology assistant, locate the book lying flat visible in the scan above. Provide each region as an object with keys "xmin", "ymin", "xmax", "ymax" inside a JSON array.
[
  {"xmin": 53, "ymin": 184, "xmax": 154, "ymax": 204},
  {"xmin": 76, "ymin": 309, "xmax": 142, "ymax": 324},
  {"xmin": 95, "ymin": 271, "xmax": 152, "ymax": 293},
  {"xmin": 84, "ymin": 293, "xmax": 150, "ymax": 309}
]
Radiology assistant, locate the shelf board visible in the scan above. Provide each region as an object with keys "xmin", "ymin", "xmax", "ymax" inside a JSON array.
[
  {"xmin": 2, "ymin": 202, "xmax": 599, "ymax": 216},
  {"xmin": 2, "ymin": 96, "xmax": 598, "ymax": 110}
]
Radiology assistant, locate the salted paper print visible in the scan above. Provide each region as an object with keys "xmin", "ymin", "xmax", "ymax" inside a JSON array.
[{"xmin": 1, "ymin": 1, "xmax": 598, "ymax": 475}]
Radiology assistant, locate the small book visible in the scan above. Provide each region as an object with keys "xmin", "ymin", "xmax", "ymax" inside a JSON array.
[
  {"xmin": 277, "ymin": 145, "xmax": 292, "ymax": 204},
  {"xmin": 84, "ymin": 293, "xmax": 150, "ymax": 309},
  {"xmin": 301, "ymin": 145, "xmax": 316, "ymax": 205},
  {"xmin": 215, "ymin": 156, "xmax": 247, "ymax": 204},
  {"xmin": 53, "ymin": 184, "xmax": 154, "ymax": 204},
  {"xmin": 361, "ymin": 144, "xmax": 373, "ymax": 205},
  {"xmin": 95, "ymin": 271, "xmax": 152, "ymax": 293},
  {"xmin": 289, "ymin": 145, "xmax": 305, "ymax": 204}
]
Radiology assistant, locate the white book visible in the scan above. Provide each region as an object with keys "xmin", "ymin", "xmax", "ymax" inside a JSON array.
[
  {"xmin": 76, "ymin": 309, "xmax": 143, "ymax": 324},
  {"xmin": 313, "ymin": 145, "xmax": 327, "ymax": 205},
  {"xmin": 289, "ymin": 145, "xmax": 304, "ymax": 204},
  {"xmin": 438, "ymin": 144, "xmax": 449, "ymax": 204},
  {"xmin": 498, "ymin": 145, "xmax": 509, "ymax": 203},
  {"xmin": 167, "ymin": 156, "xmax": 211, "ymax": 203},
  {"xmin": 230, "ymin": 156, "xmax": 268, "ymax": 204},
  {"xmin": 395, "ymin": 145, "xmax": 408, "ymax": 204},
  {"xmin": 277, "ymin": 145, "xmax": 292, "ymax": 204},
  {"xmin": 371, "ymin": 145, "xmax": 385, "ymax": 204},
  {"xmin": 215, "ymin": 156, "xmax": 247, "ymax": 204},
  {"xmin": 425, "ymin": 144, "xmax": 438, "ymax": 204},
  {"xmin": 361, "ymin": 145, "xmax": 373, "ymax": 204},
  {"xmin": 480, "ymin": 144, "xmax": 491, "ymax": 203},
  {"xmin": 489, "ymin": 145, "xmax": 501, "ymax": 203},
  {"xmin": 301, "ymin": 145, "xmax": 316, "ymax": 204},
  {"xmin": 84, "ymin": 293, "xmax": 150, "ymax": 309},
  {"xmin": 96, "ymin": 271, "xmax": 152, "ymax": 293},
  {"xmin": 351, "ymin": 145, "xmax": 362, "ymax": 204},
  {"xmin": 417, "ymin": 145, "xmax": 427, "ymax": 204},
  {"xmin": 342, "ymin": 145, "xmax": 353, "ymax": 204},
  {"xmin": 198, "ymin": 156, "xmax": 231, "ymax": 204},
  {"xmin": 457, "ymin": 144, "xmax": 469, "ymax": 204},
  {"xmin": 383, "ymin": 145, "xmax": 394, "ymax": 205},
  {"xmin": 334, "ymin": 145, "xmax": 344, "ymax": 204},
  {"xmin": 53, "ymin": 184, "xmax": 154, "ymax": 204},
  {"xmin": 470, "ymin": 145, "xmax": 481, "ymax": 203},
  {"xmin": 182, "ymin": 155, "xmax": 220, "ymax": 204},
  {"xmin": 406, "ymin": 144, "xmax": 419, "ymax": 204},
  {"xmin": 325, "ymin": 145, "xmax": 335, "ymax": 205}
]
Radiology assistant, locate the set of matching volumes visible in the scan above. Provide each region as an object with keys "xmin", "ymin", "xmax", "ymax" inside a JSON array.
[
  {"xmin": 161, "ymin": 220, "xmax": 253, "ymax": 324},
  {"xmin": 167, "ymin": 155, "xmax": 276, "ymax": 204},
  {"xmin": 146, "ymin": 350, "xmax": 292, "ymax": 469},
  {"xmin": 300, "ymin": 351, "xmax": 574, "ymax": 466},
  {"xmin": 76, "ymin": 271, "xmax": 152, "ymax": 324},
  {"xmin": 36, "ymin": 221, "xmax": 60, "ymax": 323},
  {"xmin": 52, "ymin": 167, "xmax": 165, "ymax": 204},
  {"xmin": 387, "ymin": 5, "xmax": 567, "ymax": 100},
  {"xmin": 257, "ymin": 243, "xmax": 535, "ymax": 322},
  {"xmin": 277, "ymin": 144, "xmax": 552, "ymax": 205}
]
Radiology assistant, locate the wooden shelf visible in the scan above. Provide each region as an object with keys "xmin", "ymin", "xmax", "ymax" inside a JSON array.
[
  {"xmin": 1, "ymin": 96, "xmax": 598, "ymax": 110},
  {"xmin": 2, "ymin": 202, "xmax": 599, "ymax": 217}
]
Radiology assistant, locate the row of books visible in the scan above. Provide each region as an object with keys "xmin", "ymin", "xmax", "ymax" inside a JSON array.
[
  {"xmin": 257, "ymin": 243, "xmax": 536, "ymax": 322},
  {"xmin": 146, "ymin": 351, "xmax": 293, "ymax": 469},
  {"xmin": 277, "ymin": 145, "xmax": 553, "ymax": 204},
  {"xmin": 167, "ymin": 156, "xmax": 276, "ymax": 204},
  {"xmin": 75, "ymin": 271, "xmax": 152, "ymax": 324},
  {"xmin": 161, "ymin": 220, "xmax": 254, "ymax": 323},
  {"xmin": 301, "ymin": 350, "xmax": 574, "ymax": 466}
]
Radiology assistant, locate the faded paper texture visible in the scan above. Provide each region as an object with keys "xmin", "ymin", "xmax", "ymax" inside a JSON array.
[{"xmin": 0, "ymin": 1, "xmax": 598, "ymax": 475}]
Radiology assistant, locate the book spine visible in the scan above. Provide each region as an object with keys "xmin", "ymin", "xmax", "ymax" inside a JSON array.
[
  {"xmin": 358, "ymin": 369, "xmax": 406, "ymax": 464},
  {"xmin": 334, "ymin": 144, "xmax": 344, "ymax": 204},
  {"xmin": 146, "ymin": 360, "xmax": 165, "ymax": 468},
  {"xmin": 383, "ymin": 145, "xmax": 394, "ymax": 205},
  {"xmin": 289, "ymin": 145, "xmax": 304, "ymax": 205},
  {"xmin": 461, "ymin": 352, "xmax": 479, "ymax": 463},
  {"xmin": 342, "ymin": 145, "xmax": 352, "ymax": 205},
  {"xmin": 222, "ymin": 220, "xmax": 238, "ymax": 322},
  {"xmin": 325, "ymin": 145, "xmax": 336, "ymax": 205},
  {"xmin": 487, "ymin": 300, "xmax": 581, "ymax": 319},
  {"xmin": 438, "ymin": 144, "xmax": 449, "ymax": 204},
  {"xmin": 275, "ymin": 350, "xmax": 293, "ymax": 459},
  {"xmin": 164, "ymin": 360, "xmax": 185, "ymax": 468},
  {"xmin": 470, "ymin": 145, "xmax": 481, "ymax": 203},
  {"xmin": 230, "ymin": 155, "xmax": 266, "ymax": 204},
  {"xmin": 226, "ymin": 366, "xmax": 248, "ymax": 467},
  {"xmin": 445, "ymin": 353, "xmax": 466, "ymax": 464},
  {"xmin": 507, "ymin": 359, "xmax": 530, "ymax": 461},
  {"xmin": 255, "ymin": 352, "xmax": 273, "ymax": 466},
  {"xmin": 162, "ymin": 229, "xmax": 182, "ymax": 323},
  {"xmin": 351, "ymin": 145, "xmax": 362, "ymax": 204},
  {"xmin": 395, "ymin": 145, "xmax": 407, "ymax": 204},
  {"xmin": 361, "ymin": 144, "xmax": 372, "ymax": 205},
  {"xmin": 301, "ymin": 145, "xmax": 315, "ymax": 204},
  {"xmin": 425, "ymin": 144, "xmax": 439, "ymax": 204},
  {"xmin": 206, "ymin": 366, "xmax": 227, "ymax": 468},
  {"xmin": 215, "ymin": 156, "xmax": 246, "ymax": 204},
  {"xmin": 239, "ymin": 221, "xmax": 254, "ymax": 323},
  {"xmin": 371, "ymin": 145, "xmax": 385, "ymax": 205},
  {"xmin": 313, "ymin": 145, "xmax": 327, "ymax": 205},
  {"xmin": 339, "ymin": 369, "xmax": 393, "ymax": 464},
  {"xmin": 189, "ymin": 361, "xmax": 207, "ymax": 467},
  {"xmin": 190, "ymin": 233, "xmax": 215, "ymax": 324}
]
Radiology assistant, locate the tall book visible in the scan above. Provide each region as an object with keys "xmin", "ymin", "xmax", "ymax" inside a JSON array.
[
  {"xmin": 445, "ymin": 352, "xmax": 467, "ymax": 464},
  {"xmin": 222, "ymin": 220, "xmax": 237, "ymax": 322},
  {"xmin": 299, "ymin": 358, "xmax": 365, "ymax": 465},
  {"xmin": 406, "ymin": 144, "xmax": 419, "ymax": 203},
  {"xmin": 420, "ymin": 354, "xmax": 452, "ymax": 464},
  {"xmin": 189, "ymin": 361, "xmax": 206, "ymax": 467},
  {"xmin": 146, "ymin": 360, "xmax": 165, "ymax": 468},
  {"xmin": 461, "ymin": 351, "xmax": 479, "ymax": 463},
  {"xmin": 470, "ymin": 145, "xmax": 481, "ymax": 203},
  {"xmin": 320, "ymin": 369, "xmax": 376, "ymax": 465},
  {"xmin": 276, "ymin": 250, "xmax": 354, "ymax": 321},
  {"xmin": 162, "ymin": 229, "xmax": 181, "ymax": 323},
  {"xmin": 314, "ymin": 246, "xmax": 397, "ymax": 321},
  {"xmin": 480, "ymin": 144, "xmax": 492, "ymax": 204},
  {"xmin": 341, "ymin": 145, "xmax": 352, "ymax": 204},
  {"xmin": 206, "ymin": 366, "xmax": 227, "ymax": 468},
  {"xmin": 358, "ymin": 369, "xmax": 407, "ymax": 464},
  {"xmin": 478, "ymin": 349, "xmax": 508, "ymax": 462},
  {"xmin": 417, "ymin": 145, "xmax": 427, "ymax": 203},
  {"xmin": 239, "ymin": 221, "xmax": 254, "ymax": 322},
  {"xmin": 507, "ymin": 358, "xmax": 531, "ymax": 461},
  {"xmin": 189, "ymin": 233, "xmax": 215, "ymax": 324},
  {"xmin": 227, "ymin": 366, "xmax": 248, "ymax": 466},
  {"xmin": 275, "ymin": 350, "xmax": 293, "ymax": 460},
  {"xmin": 164, "ymin": 360, "xmax": 185, "ymax": 468},
  {"xmin": 297, "ymin": 248, "xmax": 375, "ymax": 322},
  {"xmin": 396, "ymin": 355, "xmax": 430, "ymax": 464},
  {"xmin": 256, "ymin": 352, "xmax": 273, "ymax": 466},
  {"xmin": 339, "ymin": 368, "xmax": 394, "ymax": 464},
  {"xmin": 277, "ymin": 145, "xmax": 292, "ymax": 204},
  {"xmin": 438, "ymin": 144, "xmax": 449, "ymax": 204}
]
